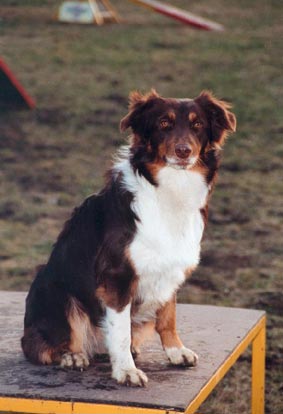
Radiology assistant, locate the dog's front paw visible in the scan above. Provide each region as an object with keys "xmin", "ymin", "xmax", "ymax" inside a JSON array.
[
  {"xmin": 60, "ymin": 352, "xmax": 90, "ymax": 371},
  {"xmin": 113, "ymin": 367, "xmax": 148, "ymax": 387},
  {"xmin": 165, "ymin": 346, "xmax": 198, "ymax": 367}
]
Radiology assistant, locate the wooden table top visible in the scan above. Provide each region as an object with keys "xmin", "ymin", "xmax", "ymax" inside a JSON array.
[{"xmin": 0, "ymin": 291, "xmax": 265, "ymax": 412}]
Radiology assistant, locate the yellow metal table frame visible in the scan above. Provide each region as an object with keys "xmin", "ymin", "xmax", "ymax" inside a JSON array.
[{"xmin": 0, "ymin": 293, "xmax": 265, "ymax": 414}]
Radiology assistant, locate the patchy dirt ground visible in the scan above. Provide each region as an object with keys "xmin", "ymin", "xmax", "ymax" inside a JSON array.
[{"xmin": 0, "ymin": 1, "xmax": 282, "ymax": 412}]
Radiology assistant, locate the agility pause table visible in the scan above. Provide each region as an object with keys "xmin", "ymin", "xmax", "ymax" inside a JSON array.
[{"xmin": 0, "ymin": 291, "xmax": 265, "ymax": 413}]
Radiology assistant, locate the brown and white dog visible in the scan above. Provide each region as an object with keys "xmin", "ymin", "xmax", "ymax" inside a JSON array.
[{"xmin": 21, "ymin": 90, "xmax": 236, "ymax": 387}]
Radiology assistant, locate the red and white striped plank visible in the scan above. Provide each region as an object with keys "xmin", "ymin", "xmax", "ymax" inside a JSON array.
[{"xmin": 129, "ymin": 0, "xmax": 224, "ymax": 31}]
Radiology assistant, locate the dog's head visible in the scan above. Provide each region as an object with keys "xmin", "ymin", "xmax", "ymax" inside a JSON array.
[{"xmin": 121, "ymin": 90, "xmax": 236, "ymax": 173}]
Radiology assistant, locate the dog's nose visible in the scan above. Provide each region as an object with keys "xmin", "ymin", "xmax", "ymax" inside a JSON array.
[{"xmin": 175, "ymin": 144, "xmax": 191, "ymax": 159}]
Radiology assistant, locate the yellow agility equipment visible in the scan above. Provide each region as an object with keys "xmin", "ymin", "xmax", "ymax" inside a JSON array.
[{"xmin": 0, "ymin": 291, "xmax": 265, "ymax": 414}]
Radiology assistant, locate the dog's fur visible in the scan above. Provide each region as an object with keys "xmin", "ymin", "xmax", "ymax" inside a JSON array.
[{"xmin": 21, "ymin": 90, "xmax": 236, "ymax": 386}]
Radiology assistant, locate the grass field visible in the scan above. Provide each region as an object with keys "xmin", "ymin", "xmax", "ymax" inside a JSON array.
[{"xmin": 0, "ymin": 0, "xmax": 282, "ymax": 412}]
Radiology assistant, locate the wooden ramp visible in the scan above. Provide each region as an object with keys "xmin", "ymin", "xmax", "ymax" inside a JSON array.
[{"xmin": 0, "ymin": 291, "xmax": 265, "ymax": 413}]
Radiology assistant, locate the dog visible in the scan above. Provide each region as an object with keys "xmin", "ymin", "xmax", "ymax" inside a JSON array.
[{"xmin": 21, "ymin": 89, "xmax": 236, "ymax": 387}]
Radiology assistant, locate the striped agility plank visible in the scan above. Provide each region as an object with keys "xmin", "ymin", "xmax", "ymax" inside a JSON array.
[{"xmin": 129, "ymin": 0, "xmax": 224, "ymax": 31}]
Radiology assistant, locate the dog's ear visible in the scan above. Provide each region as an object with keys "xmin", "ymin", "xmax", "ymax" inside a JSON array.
[
  {"xmin": 120, "ymin": 89, "xmax": 160, "ymax": 132},
  {"xmin": 195, "ymin": 91, "xmax": 236, "ymax": 147}
]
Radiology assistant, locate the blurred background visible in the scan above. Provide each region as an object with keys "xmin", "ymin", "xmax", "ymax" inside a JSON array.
[{"xmin": 0, "ymin": 0, "xmax": 282, "ymax": 411}]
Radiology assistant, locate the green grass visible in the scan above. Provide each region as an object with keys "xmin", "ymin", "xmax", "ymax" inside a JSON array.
[{"xmin": 0, "ymin": 0, "xmax": 283, "ymax": 412}]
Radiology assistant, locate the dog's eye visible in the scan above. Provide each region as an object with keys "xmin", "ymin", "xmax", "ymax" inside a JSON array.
[
  {"xmin": 192, "ymin": 121, "xmax": 202, "ymax": 129},
  {"xmin": 160, "ymin": 119, "xmax": 170, "ymax": 129}
]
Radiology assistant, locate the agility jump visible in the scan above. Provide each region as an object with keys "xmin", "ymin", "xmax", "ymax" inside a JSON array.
[
  {"xmin": 128, "ymin": 0, "xmax": 224, "ymax": 31},
  {"xmin": 58, "ymin": 0, "xmax": 224, "ymax": 30}
]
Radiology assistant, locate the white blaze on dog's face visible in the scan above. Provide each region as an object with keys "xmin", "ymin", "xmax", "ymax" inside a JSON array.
[{"xmin": 120, "ymin": 89, "xmax": 236, "ymax": 177}]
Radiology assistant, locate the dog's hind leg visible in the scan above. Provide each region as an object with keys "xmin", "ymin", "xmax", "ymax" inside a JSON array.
[
  {"xmin": 21, "ymin": 319, "xmax": 73, "ymax": 367},
  {"xmin": 22, "ymin": 296, "xmax": 94, "ymax": 370},
  {"xmin": 60, "ymin": 297, "xmax": 95, "ymax": 370},
  {"xmin": 21, "ymin": 325, "xmax": 58, "ymax": 365}
]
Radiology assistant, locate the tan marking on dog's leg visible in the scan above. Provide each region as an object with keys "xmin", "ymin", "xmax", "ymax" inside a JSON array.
[
  {"xmin": 131, "ymin": 321, "xmax": 155, "ymax": 356},
  {"xmin": 156, "ymin": 295, "xmax": 183, "ymax": 349},
  {"xmin": 156, "ymin": 295, "xmax": 198, "ymax": 367},
  {"xmin": 96, "ymin": 276, "xmax": 138, "ymax": 312},
  {"xmin": 22, "ymin": 326, "xmax": 56, "ymax": 365},
  {"xmin": 66, "ymin": 298, "xmax": 96, "ymax": 367},
  {"xmin": 39, "ymin": 349, "xmax": 52, "ymax": 364}
]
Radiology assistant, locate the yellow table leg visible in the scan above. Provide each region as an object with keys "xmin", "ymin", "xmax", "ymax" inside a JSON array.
[{"xmin": 251, "ymin": 317, "xmax": 266, "ymax": 414}]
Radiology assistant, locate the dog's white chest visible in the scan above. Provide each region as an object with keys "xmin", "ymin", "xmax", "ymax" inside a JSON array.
[{"xmin": 124, "ymin": 165, "xmax": 208, "ymax": 319}]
